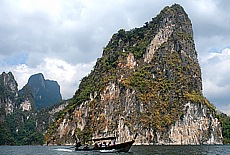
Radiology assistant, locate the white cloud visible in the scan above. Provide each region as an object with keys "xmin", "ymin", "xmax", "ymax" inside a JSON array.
[
  {"xmin": 1, "ymin": 58, "xmax": 95, "ymax": 99},
  {"xmin": 0, "ymin": 0, "xmax": 230, "ymax": 114},
  {"xmin": 201, "ymin": 48, "xmax": 230, "ymax": 115},
  {"xmin": 221, "ymin": 104, "xmax": 230, "ymax": 116}
]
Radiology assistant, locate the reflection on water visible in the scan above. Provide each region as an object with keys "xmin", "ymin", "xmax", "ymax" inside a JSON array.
[{"xmin": 131, "ymin": 145, "xmax": 230, "ymax": 155}]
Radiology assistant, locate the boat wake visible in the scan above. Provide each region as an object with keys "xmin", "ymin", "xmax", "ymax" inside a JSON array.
[
  {"xmin": 100, "ymin": 149, "xmax": 116, "ymax": 153},
  {"xmin": 55, "ymin": 148, "xmax": 73, "ymax": 152}
]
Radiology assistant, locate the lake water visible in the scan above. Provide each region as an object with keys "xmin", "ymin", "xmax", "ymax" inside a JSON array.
[{"xmin": 0, "ymin": 145, "xmax": 230, "ymax": 155}]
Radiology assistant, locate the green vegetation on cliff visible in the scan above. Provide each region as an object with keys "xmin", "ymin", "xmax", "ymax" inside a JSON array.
[
  {"xmin": 0, "ymin": 111, "xmax": 44, "ymax": 145},
  {"xmin": 218, "ymin": 113, "xmax": 230, "ymax": 144},
  {"xmin": 45, "ymin": 4, "xmax": 225, "ymax": 145},
  {"xmin": 0, "ymin": 72, "xmax": 42, "ymax": 145},
  {"xmin": 0, "ymin": 72, "xmax": 67, "ymax": 145}
]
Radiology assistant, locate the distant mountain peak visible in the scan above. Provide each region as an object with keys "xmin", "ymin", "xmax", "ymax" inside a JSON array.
[{"xmin": 20, "ymin": 73, "xmax": 62, "ymax": 110}]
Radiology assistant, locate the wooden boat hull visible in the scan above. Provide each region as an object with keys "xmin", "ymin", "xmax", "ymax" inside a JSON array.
[
  {"xmin": 75, "ymin": 140, "xmax": 135, "ymax": 152},
  {"xmin": 105, "ymin": 140, "xmax": 134, "ymax": 152}
]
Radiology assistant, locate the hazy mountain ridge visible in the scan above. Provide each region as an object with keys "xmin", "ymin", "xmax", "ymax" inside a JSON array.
[{"xmin": 20, "ymin": 73, "xmax": 62, "ymax": 110}]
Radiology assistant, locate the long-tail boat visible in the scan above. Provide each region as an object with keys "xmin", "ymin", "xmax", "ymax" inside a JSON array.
[{"xmin": 75, "ymin": 133, "xmax": 138, "ymax": 153}]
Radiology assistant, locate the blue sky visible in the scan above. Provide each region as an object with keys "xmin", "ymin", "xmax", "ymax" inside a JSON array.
[
  {"xmin": 0, "ymin": 0, "xmax": 230, "ymax": 115},
  {"xmin": 2, "ymin": 53, "xmax": 28, "ymax": 65}
]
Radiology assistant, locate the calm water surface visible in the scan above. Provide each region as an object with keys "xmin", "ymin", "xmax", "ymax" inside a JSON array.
[{"xmin": 0, "ymin": 145, "xmax": 230, "ymax": 155}]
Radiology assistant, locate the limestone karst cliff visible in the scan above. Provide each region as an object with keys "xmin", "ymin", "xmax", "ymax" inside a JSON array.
[
  {"xmin": 0, "ymin": 72, "xmax": 38, "ymax": 145},
  {"xmin": 45, "ymin": 4, "xmax": 223, "ymax": 145},
  {"xmin": 0, "ymin": 72, "xmax": 18, "ymax": 120},
  {"xmin": 20, "ymin": 73, "xmax": 62, "ymax": 110},
  {"xmin": 0, "ymin": 72, "xmax": 64, "ymax": 145}
]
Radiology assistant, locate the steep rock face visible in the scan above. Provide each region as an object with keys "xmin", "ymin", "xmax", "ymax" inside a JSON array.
[
  {"xmin": 46, "ymin": 4, "xmax": 222, "ymax": 145},
  {"xmin": 0, "ymin": 71, "xmax": 65, "ymax": 145},
  {"xmin": 0, "ymin": 72, "xmax": 18, "ymax": 120},
  {"xmin": 20, "ymin": 73, "xmax": 62, "ymax": 110},
  {"xmin": 0, "ymin": 72, "xmax": 42, "ymax": 145},
  {"xmin": 169, "ymin": 102, "xmax": 222, "ymax": 145},
  {"xmin": 36, "ymin": 100, "xmax": 69, "ymax": 135}
]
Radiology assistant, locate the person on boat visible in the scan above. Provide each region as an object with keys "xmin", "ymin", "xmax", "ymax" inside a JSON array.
[
  {"xmin": 94, "ymin": 143, "xmax": 99, "ymax": 148},
  {"xmin": 102, "ymin": 142, "xmax": 107, "ymax": 147},
  {"xmin": 75, "ymin": 142, "xmax": 81, "ymax": 150},
  {"xmin": 83, "ymin": 143, "xmax": 89, "ymax": 149}
]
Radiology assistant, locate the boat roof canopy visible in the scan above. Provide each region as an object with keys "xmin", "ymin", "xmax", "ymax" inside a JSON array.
[{"xmin": 92, "ymin": 137, "xmax": 116, "ymax": 141}]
